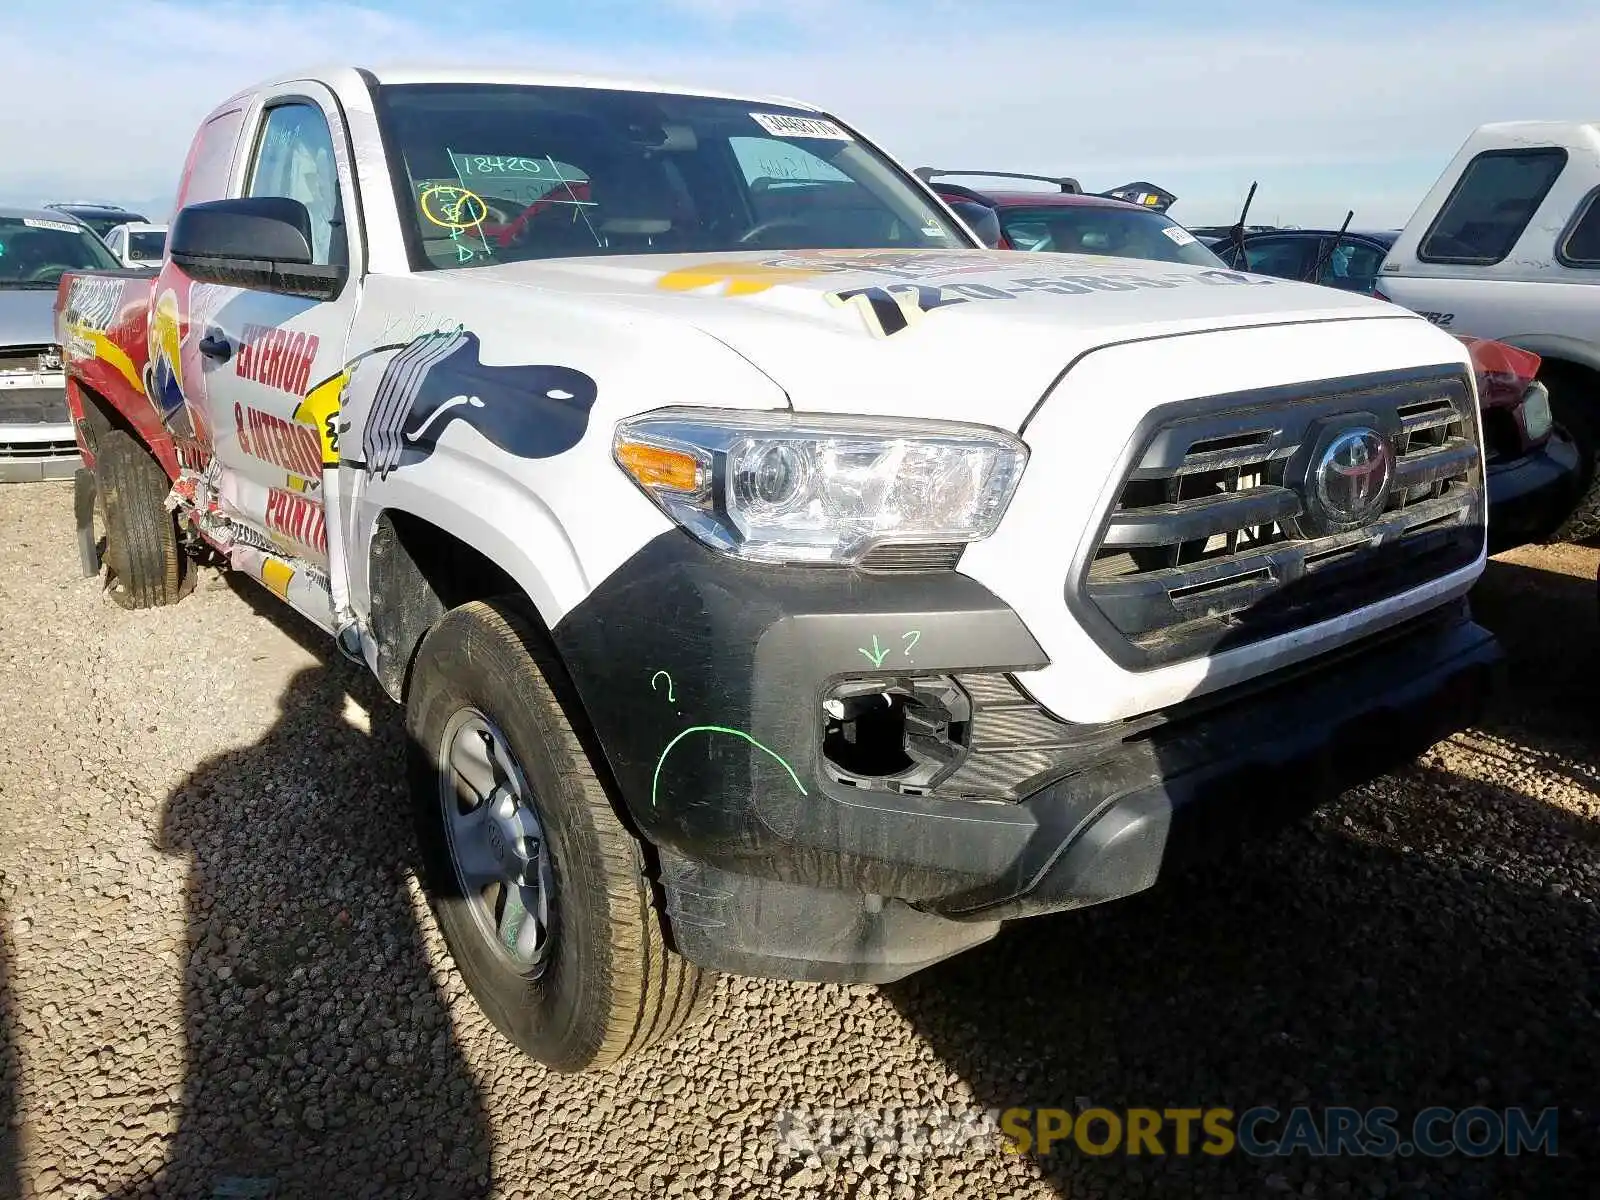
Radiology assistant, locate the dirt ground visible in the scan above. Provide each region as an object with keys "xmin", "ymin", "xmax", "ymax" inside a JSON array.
[{"xmin": 0, "ymin": 480, "xmax": 1594, "ymax": 1199}]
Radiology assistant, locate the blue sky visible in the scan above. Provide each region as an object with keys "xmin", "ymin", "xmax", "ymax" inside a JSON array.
[{"xmin": 5, "ymin": 0, "xmax": 1599, "ymax": 228}]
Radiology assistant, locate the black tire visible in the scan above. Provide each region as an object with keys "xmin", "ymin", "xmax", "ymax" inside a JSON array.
[
  {"xmin": 93, "ymin": 427, "xmax": 185, "ymax": 609},
  {"xmin": 406, "ymin": 598, "xmax": 707, "ymax": 1072},
  {"xmin": 1545, "ymin": 368, "xmax": 1600, "ymax": 544}
]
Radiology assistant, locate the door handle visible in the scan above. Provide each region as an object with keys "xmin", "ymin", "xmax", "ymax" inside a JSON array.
[{"xmin": 198, "ymin": 331, "xmax": 232, "ymax": 362}]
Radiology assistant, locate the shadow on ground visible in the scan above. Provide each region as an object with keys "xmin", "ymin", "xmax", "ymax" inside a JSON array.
[
  {"xmin": 888, "ymin": 555, "xmax": 1599, "ymax": 1198},
  {"xmin": 112, "ymin": 575, "xmax": 493, "ymax": 1199},
  {"xmin": 0, "ymin": 897, "xmax": 21, "ymax": 1200}
]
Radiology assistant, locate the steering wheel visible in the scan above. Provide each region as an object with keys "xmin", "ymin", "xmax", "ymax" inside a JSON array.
[
  {"xmin": 24, "ymin": 265, "xmax": 62, "ymax": 284},
  {"xmin": 737, "ymin": 216, "xmax": 816, "ymax": 246}
]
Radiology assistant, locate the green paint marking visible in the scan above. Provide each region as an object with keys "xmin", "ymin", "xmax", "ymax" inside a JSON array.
[
  {"xmin": 650, "ymin": 670, "xmax": 675, "ymax": 703},
  {"xmin": 652, "ymin": 726, "xmax": 807, "ymax": 808},
  {"xmin": 858, "ymin": 634, "xmax": 889, "ymax": 668},
  {"xmin": 902, "ymin": 630, "xmax": 922, "ymax": 657}
]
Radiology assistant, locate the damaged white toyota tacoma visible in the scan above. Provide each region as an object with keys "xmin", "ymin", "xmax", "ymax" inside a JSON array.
[{"xmin": 56, "ymin": 67, "xmax": 1501, "ymax": 1071}]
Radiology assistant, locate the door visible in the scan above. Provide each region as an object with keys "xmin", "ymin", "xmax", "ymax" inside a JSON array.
[
  {"xmin": 197, "ymin": 89, "xmax": 362, "ymax": 577},
  {"xmin": 1315, "ymin": 236, "xmax": 1389, "ymax": 293},
  {"xmin": 1231, "ymin": 234, "xmax": 1325, "ymax": 281}
]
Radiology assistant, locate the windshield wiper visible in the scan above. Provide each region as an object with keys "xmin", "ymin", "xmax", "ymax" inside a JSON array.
[
  {"xmin": 1307, "ymin": 209, "xmax": 1355, "ymax": 284},
  {"xmin": 1225, "ymin": 181, "xmax": 1258, "ymax": 271}
]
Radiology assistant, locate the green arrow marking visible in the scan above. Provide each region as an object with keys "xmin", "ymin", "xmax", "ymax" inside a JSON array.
[{"xmin": 858, "ymin": 634, "xmax": 890, "ymax": 668}]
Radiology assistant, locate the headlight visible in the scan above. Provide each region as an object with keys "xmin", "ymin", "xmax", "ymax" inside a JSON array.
[
  {"xmin": 613, "ymin": 409, "xmax": 1028, "ymax": 564},
  {"xmin": 1518, "ymin": 380, "xmax": 1554, "ymax": 443}
]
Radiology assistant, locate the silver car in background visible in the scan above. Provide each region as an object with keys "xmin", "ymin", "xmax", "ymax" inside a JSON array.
[{"xmin": 0, "ymin": 206, "xmax": 122, "ymax": 482}]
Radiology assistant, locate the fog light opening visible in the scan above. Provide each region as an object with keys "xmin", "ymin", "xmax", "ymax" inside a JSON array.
[{"xmin": 821, "ymin": 675, "xmax": 972, "ymax": 793}]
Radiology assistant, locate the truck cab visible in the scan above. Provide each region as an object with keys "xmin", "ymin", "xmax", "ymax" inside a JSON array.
[
  {"xmin": 57, "ymin": 66, "xmax": 1501, "ymax": 1072},
  {"xmin": 1378, "ymin": 121, "xmax": 1600, "ymax": 540}
]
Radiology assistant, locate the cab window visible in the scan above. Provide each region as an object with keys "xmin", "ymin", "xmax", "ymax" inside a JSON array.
[
  {"xmin": 1558, "ymin": 189, "xmax": 1600, "ymax": 267},
  {"xmin": 247, "ymin": 102, "xmax": 347, "ymax": 267},
  {"xmin": 1418, "ymin": 149, "xmax": 1567, "ymax": 265}
]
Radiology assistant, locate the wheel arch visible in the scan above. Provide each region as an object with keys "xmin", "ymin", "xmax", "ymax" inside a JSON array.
[
  {"xmin": 1492, "ymin": 334, "xmax": 1600, "ymax": 383},
  {"xmin": 365, "ymin": 506, "xmax": 558, "ymax": 703}
]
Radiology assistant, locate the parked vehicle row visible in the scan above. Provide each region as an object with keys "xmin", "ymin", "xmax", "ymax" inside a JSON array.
[
  {"xmin": 58, "ymin": 65, "xmax": 1503, "ymax": 1072},
  {"xmin": 103, "ymin": 222, "xmax": 168, "ymax": 270},
  {"xmin": 0, "ymin": 206, "xmax": 124, "ymax": 481}
]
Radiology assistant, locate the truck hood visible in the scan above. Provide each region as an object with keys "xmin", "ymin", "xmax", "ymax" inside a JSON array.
[
  {"xmin": 463, "ymin": 248, "xmax": 1411, "ymax": 428},
  {"xmin": 0, "ymin": 288, "xmax": 57, "ymax": 349}
]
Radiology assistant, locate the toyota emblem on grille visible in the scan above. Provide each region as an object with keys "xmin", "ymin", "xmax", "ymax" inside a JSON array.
[{"xmin": 1313, "ymin": 427, "xmax": 1393, "ymax": 528}]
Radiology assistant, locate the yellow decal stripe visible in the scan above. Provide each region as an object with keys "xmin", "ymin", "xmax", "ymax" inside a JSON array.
[
  {"xmin": 75, "ymin": 327, "xmax": 144, "ymax": 396},
  {"xmin": 261, "ymin": 558, "xmax": 295, "ymax": 601},
  {"xmin": 294, "ymin": 370, "xmax": 350, "ymax": 468}
]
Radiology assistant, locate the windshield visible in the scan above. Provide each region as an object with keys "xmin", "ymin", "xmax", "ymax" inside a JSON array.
[
  {"xmin": 999, "ymin": 205, "xmax": 1226, "ymax": 267},
  {"xmin": 375, "ymin": 83, "xmax": 968, "ymax": 269},
  {"xmin": 0, "ymin": 216, "xmax": 121, "ymax": 287},
  {"xmin": 127, "ymin": 230, "xmax": 166, "ymax": 260}
]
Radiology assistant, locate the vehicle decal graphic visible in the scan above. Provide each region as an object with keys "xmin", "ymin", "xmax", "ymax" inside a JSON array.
[
  {"xmin": 294, "ymin": 370, "xmax": 350, "ymax": 470},
  {"xmin": 234, "ymin": 402, "xmax": 323, "ymax": 484},
  {"xmin": 825, "ymin": 269, "xmax": 1278, "ymax": 337},
  {"xmin": 655, "ymin": 261, "xmax": 834, "ymax": 296},
  {"xmin": 236, "ymin": 324, "xmax": 321, "ymax": 396},
  {"xmin": 265, "ymin": 487, "xmax": 328, "ymax": 557},
  {"xmin": 61, "ymin": 276, "xmax": 122, "ymax": 332},
  {"xmin": 260, "ymin": 556, "xmax": 295, "ymax": 601},
  {"xmin": 360, "ymin": 330, "xmax": 598, "ymax": 479},
  {"xmin": 146, "ymin": 288, "xmax": 193, "ymax": 436}
]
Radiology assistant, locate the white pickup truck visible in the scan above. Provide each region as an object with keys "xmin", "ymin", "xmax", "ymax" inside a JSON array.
[
  {"xmin": 1379, "ymin": 121, "xmax": 1600, "ymax": 540},
  {"xmin": 57, "ymin": 66, "xmax": 1502, "ymax": 1071}
]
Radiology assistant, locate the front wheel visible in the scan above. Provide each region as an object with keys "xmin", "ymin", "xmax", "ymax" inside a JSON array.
[{"xmin": 406, "ymin": 598, "xmax": 708, "ymax": 1072}]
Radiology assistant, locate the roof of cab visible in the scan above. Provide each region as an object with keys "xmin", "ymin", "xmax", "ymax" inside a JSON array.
[
  {"xmin": 0, "ymin": 205, "xmax": 90, "ymax": 224},
  {"xmin": 226, "ymin": 65, "xmax": 822, "ymax": 114}
]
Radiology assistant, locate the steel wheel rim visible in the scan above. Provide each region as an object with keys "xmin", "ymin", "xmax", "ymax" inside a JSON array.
[{"xmin": 438, "ymin": 707, "xmax": 555, "ymax": 976}]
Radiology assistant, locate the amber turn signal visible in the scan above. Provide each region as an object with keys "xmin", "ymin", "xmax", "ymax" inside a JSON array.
[{"xmin": 615, "ymin": 441, "xmax": 703, "ymax": 493}]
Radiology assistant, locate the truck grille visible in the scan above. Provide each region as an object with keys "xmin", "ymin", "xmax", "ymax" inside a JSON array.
[
  {"xmin": 1072, "ymin": 366, "xmax": 1484, "ymax": 668},
  {"xmin": 0, "ymin": 387, "xmax": 70, "ymax": 427}
]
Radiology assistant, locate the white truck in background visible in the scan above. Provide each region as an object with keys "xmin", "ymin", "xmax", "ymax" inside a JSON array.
[{"xmin": 1378, "ymin": 121, "xmax": 1600, "ymax": 540}]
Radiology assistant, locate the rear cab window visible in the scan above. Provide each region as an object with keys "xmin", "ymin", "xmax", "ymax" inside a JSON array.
[
  {"xmin": 1418, "ymin": 148, "xmax": 1567, "ymax": 265},
  {"xmin": 1558, "ymin": 189, "xmax": 1600, "ymax": 267}
]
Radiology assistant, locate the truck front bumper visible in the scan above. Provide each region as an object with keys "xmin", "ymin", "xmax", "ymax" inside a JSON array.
[
  {"xmin": 0, "ymin": 422, "xmax": 82, "ymax": 483},
  {"xmin": 553, "ymin": 532, "xmax": 1502, "ymax": 983},
  {"xmin": 1485, "ymin": 431, "xmax": 1581, "ymax": 554}
]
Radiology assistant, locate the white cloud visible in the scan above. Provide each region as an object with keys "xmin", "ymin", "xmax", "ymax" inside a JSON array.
[{"xmin": 4, "ymin": 1, "xmax": 1599, "ymax": 226}]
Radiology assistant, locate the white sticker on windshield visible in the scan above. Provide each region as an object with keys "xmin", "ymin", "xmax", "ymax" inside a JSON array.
[
  {"xmin": 750, "ymin": 112, "xmax": 853, "ymax": 141},
  {"xmin": 1161, "ymin": 226, "xmax": 1198, "ymax": 246},
  {"xmin": 23, "ymin": 218, "xmax": 82, "ymax": 234}
]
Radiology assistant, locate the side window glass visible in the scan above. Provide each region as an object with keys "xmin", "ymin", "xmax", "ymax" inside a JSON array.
[
  {"xmin": 174, "ymin": 108, "xmax": 245, "ymax": 213},
  {"xmin": 248, "ymin": 102, "xmax": 345, "ymax": 268},
  {"xmin": 1320, "ymin": 238, "xmax": 1387, "ymax": 290},
  {"xmin": 1558, "ymin": 190, "xmax": 1600, "ymax": 267},
  {"xmin": 1419, "ymin": 149, "xmax": 1567, "ymax": 265},
  {"xmin": 1243, "ymin": 238, "xmax": 1315, "ymax": 280}
]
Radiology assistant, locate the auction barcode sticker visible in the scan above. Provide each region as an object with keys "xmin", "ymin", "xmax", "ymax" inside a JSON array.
[
  {"xmin": 23, "ymin": 218, "xmax": 83, "ymax": 234},
  {"xmin": 750, "ymin": 112, "xmax": 853, "ymax": 141}
]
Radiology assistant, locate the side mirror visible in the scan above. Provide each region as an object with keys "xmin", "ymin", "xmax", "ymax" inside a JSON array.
[
  {"xmin": 946, "ymin": 199, "xmax": 1003, "ymax": 249},
  {"xmin": 169, "ymin": 197, "xmax": 345, "ymax": 301}
]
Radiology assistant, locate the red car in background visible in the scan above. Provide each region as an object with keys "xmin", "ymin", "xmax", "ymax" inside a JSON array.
[{"xmin": 918, "ymin": 169, "xmax": 1227, "ymax": 266}]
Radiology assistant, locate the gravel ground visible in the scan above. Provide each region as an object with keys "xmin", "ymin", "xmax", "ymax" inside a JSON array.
[{"xmin": 0, "ymin": 479, "xmax": 1595, "ymax": 1200}]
